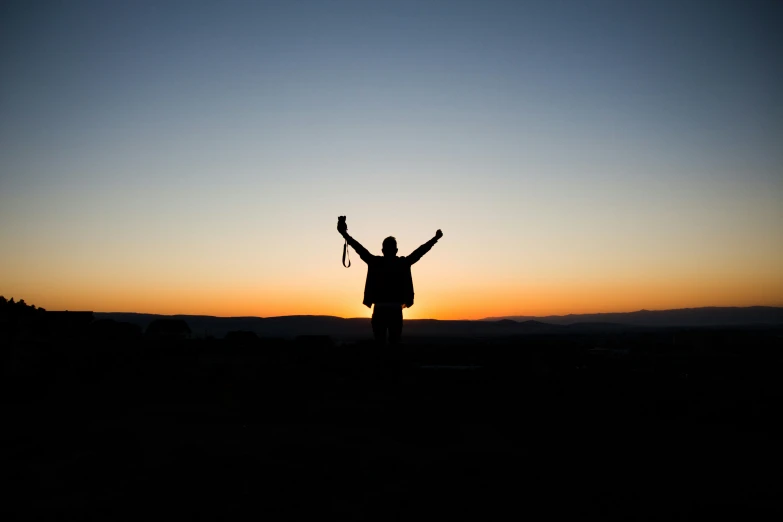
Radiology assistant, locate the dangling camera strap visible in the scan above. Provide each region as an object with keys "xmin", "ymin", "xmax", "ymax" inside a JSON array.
[{"xmin": 342, "ymin": 238, "xmax": 351, "ymax": 267}]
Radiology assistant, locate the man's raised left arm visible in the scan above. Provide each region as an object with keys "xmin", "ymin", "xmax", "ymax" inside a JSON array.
[{"xmin": 407, "ymin": 229, "xmax": 443, "ymax": 265}]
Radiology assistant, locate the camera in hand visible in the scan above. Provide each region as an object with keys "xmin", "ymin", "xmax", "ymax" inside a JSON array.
[{"xmin": 337, "ymin": 215, "xmax": 347, "ymax": 234}]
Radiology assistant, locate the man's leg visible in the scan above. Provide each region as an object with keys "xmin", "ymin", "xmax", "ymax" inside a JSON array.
[
  {"xmin": 371, "ymin": 307, "xmax": 387, "ymax": 344},
  {"xmin": 388, "ymin": 307, "xmax": 403, "ymax": 344}
]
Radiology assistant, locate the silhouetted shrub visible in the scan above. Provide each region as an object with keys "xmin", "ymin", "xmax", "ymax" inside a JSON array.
[
  {"xmin": 225, "ymin": 330, "xmax": 259, "ymax": 345},
  {"xmin": 42, "ymin": 311, "xmax": 95, "ymax": 338},
  {"xmin": 294, "ymin": 335, "xmax": 334, "ymax": 347},
  {"xmin": 146, "ymin": 319, "xmax": 191, "ymax": 340},
  {"xmin": 88, "ymin": 319, "xmax": 143, "ymax": 342}
]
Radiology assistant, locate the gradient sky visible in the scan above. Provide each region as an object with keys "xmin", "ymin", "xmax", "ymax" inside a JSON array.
[{"xmin": 1, "ymin": 0, "xmax": 781, "ymax": 320}]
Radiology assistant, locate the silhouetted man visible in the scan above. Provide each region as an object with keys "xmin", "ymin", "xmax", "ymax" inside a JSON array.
[{"xmin": 338, "ymin": 218, "xmax": 442, "ymax": 344}]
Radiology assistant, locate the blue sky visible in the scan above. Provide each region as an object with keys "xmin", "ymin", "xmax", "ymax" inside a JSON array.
[{"xmin": 1, "ymin": 0, "xmax": 781, "ymax": 318}]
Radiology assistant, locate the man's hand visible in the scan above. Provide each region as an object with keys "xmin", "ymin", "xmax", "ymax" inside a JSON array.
[
  {"xmin": 435, "ymin": 229, "xmax": 443, "ymax": 240},
  {"xmin": 337, "ymin": 216, "xmax": 348, "ymax": 236}
]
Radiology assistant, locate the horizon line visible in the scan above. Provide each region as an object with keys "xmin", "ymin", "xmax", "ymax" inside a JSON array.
[{"xmin": 56, "ymin": 303, "xmax": 783, "ymax": 321}]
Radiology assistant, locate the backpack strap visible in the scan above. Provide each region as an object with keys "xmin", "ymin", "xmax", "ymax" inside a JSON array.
[{"xmin": 342, "ymin": 238, "xmax": 351, "ymax": 267}]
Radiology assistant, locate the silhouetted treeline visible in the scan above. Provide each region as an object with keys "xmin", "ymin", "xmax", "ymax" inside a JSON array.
[
  {"xmin": 0, "ymin": 296, "xmax": 47, "ymax": 347},
  {"xmin": 0, "ymin": 295, "xmax": 47, "ymax": 326},
  {"xmin": 0, "ymin": 295, "xmax": 45, "ymax": 312}
]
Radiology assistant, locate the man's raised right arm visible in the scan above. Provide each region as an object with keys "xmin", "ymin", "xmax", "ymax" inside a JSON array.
[{"xmin": 339, "ymin": 229, "xmax": 374, "ymax": 264}]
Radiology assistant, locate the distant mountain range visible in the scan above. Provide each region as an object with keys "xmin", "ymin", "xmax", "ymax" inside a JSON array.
[
  {"xmin": 482, "ymin": 306, "xmax": 783, "ymax": 327},
  {"xmin": 94, "ymin": 306, "xmax": 783, "ymax": 341}
]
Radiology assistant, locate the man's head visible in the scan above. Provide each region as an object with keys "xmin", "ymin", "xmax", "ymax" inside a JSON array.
[{"xmin": 382, "ymin": 236, "xmax": 398, "ymax": 257}]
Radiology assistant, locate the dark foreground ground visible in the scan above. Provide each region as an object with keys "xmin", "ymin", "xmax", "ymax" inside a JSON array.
[{"xmin": 2, "ymin": 327, "xmax": 782, "ymax": 520}]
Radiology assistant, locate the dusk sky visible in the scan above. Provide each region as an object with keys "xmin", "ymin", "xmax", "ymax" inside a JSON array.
[{"xmin": 1, "ymin": 0, "xmax": 781, "ymax": 319}]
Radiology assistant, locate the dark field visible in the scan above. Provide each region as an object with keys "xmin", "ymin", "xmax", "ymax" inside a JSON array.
[{"xmin": 3, "ymin": 327, "xmax": 782, "ymax": 520}]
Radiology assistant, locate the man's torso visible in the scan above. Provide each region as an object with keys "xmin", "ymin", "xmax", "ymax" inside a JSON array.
[{"xmin": 369, "ymin": 256, "xmax": 410, "ymax": 304}]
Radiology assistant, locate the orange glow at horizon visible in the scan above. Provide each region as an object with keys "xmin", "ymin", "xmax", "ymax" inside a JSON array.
[
  {"xmin": 3, "ymin": 203, "xmax": 781, "ymax": 320},
  {"xmin": 6, "ymin": 271, "xmax": 781, "ymax": 320}
]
